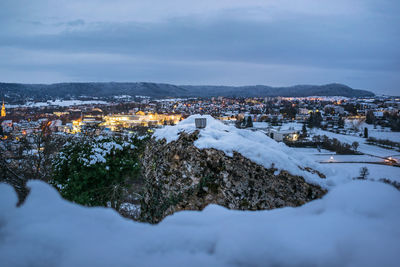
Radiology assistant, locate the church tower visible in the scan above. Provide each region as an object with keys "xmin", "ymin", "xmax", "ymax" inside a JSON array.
[{"xmin": 1, "ymin": 99, "xmax": 6, "ymax": 117}]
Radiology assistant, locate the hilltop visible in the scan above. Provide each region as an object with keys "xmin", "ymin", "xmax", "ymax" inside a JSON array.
[{"xmin": 141, "ymin": 115, "xmax": 327, "ymax": 222}]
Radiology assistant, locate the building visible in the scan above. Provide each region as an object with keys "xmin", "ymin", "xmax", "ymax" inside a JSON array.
[
  {"xmin": 1, "ymin": 100, "xmax": 6, "ymax": 117},
  {"xmin": 268, "ymin": 129, "xmax": 299, "ymax": 142},
  {"xmin": 324, "ymin": 105, "xmax": 345, "ymax": 115},
  {"xmin": 1, "ymin": 120, "xmax": 13, "ymax": 132},
  {"xmin": 298, "ymin": 108, "xmax": 309, "ymax": 115}
]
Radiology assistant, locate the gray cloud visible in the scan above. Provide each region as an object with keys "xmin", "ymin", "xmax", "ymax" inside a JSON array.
[
  {"xmin": 66, "ymin": 19, "xmax": 85, "ymax": 27},
  {"xmin": 0, "ymin": 0, "xmax": 399, "ymax": 94}
]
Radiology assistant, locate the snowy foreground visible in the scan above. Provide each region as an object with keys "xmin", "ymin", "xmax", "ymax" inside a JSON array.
[
  {"xmin": 1, "ymin": 115, "xmax": 400, "ymax": 266},
  {"xmin": 1, "ymin": 181, "xmax": 399, "ymax": 267}
]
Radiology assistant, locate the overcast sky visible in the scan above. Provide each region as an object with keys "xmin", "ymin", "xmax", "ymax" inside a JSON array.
[{"xmin": 0, "ymin": 0, "xmax": 399, "ymax": 94}]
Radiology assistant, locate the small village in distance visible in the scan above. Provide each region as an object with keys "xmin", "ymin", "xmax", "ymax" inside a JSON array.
[
  {"xmin": 1, "ymin": 94, "xmax": 400, "ymax": 139},
  {"xmin": 1, "ymin": 94, "xmax": 399, "ymax": 169}
]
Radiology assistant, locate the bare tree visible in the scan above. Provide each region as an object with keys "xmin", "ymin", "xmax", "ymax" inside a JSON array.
[
  {"xmin": 359, "ymin": 167, "xmax": 369, "ymax": 180},
  {"xmin": 0, "ymin": 152, "xmax": 29, "ymax": 206},
  {"xmin": 351, "ymin": 141, "xmax": 359, "ymax": 151}
]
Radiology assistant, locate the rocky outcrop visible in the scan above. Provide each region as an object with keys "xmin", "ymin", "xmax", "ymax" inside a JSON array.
[{"xmin": 140, "ymin": 131, "xmax": 326, "ymax": 223}]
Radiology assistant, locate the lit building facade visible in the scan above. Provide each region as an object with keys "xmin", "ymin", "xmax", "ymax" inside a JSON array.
[{"xmin": 1, "ymin": 100, "xmax": 6, "ymax": 117}]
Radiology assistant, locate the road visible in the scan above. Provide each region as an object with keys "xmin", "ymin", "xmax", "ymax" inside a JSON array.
[{"xmin": 320, "ymin": 161, "xmax": 400, "ymax": 168}]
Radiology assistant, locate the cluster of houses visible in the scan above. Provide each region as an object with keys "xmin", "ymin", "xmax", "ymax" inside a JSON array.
[{"xmin": 1, "ymin": 95, "xmax": 399, "ymax": 142}]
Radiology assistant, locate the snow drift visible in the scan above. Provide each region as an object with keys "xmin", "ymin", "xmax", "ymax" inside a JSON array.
[{"xmin": 1, "ymin": 180, "xmax": 399, "ymax": 267}]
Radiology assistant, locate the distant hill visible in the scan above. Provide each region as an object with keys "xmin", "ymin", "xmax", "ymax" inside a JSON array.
[
  {"xmin": 0, "ymin": 82, "xmax": 374, "ymax": 102},
  {"xmin": 181, "ymin": 83, "xmax": 375, "ymax": 98}
]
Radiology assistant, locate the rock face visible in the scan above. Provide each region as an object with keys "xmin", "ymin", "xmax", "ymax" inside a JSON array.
[{"xmin": 140, "ymin": 131, "xmax": 326, "ymax": 223}]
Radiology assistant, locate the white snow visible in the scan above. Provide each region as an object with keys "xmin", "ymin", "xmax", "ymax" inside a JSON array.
[
  {"xmin": 1, "ymin": 180, "xmax": 399, "ymax": 267},
  {"xmin": 57, "ymin": 140, "xmax": 132, "ymax": 167},
  {"xmin": 253, "ymin": 121, "xmax": 303, "ymax": 131},
  {"xmin": 113, "ymin": 95, "xmax": 132, "ymax": 99},
  {"xmin": 325, "ymin": 163, "xmax": 400, "ymax": 183},
  {"xmin": 5, "ymin": 99, "xmax": 108, "ymax": 108},
  {"xmin": 313, "ymin": 154, "xmax": 380, "ymax": 162},
  {"xmin": 255, "ymin": 121, "xmax": 399, "ymax": 156},
  {"xmin": 309, "ymin": 128, "xmax": 397, "ymax": 157},
  {"xmin": 344, "ymin": 120, "xmax": 400, "ymax": 142},
  {"xmin": 364, "ymin": 124, "xmax": 400, "ymax": 142},
  {"xmin": 155, "ymin": 115, "xmax": 331, "ymax": 186},
  {"xmin": 289, "ymin": 148, "xmax": 399, "ymax": 183}
]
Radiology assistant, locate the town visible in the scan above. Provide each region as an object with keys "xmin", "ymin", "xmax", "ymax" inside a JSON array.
[
  {"xmin": 1, "ymin": 95, "xmax": 400, "ymax": 140},
  {"xmin": 1, "ymin": 94, "xmax": 399, "ymax": 180}
]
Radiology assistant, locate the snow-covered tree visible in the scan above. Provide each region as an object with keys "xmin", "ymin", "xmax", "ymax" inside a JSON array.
[{"xmin": 51, "ymin": 134, "xmax": 149, "ymax": 209}]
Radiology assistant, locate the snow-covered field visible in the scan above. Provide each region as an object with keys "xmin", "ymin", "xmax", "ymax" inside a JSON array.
[
  {"xmin": 309, "ymin": 128, "xmax": 398, "ymax": 157},
  {"xmin": 6, "ymin": 99, "xmax": 108, "ymax": 108},
  {"xmin": 1, "ymin": 115, "xmax": 399, "ymax": 266},
  {"xmin": 313, "ymin": 154, "xmax": 380, "ymax": 162},
  {"xmin": 348, "ymin": 121, "xmax": 400, "ymax": 142},
  {"xmin": 366, "ymin": 127, "xmax": 400, "ymax": 142},
  {"xmin": 331, "ymin": 163, "xmax": 400, "ymax": 183},
  {"xmin": 253, "ymin": 121, "xmax": 399, "ymax": 154},
  {"xmin": 290, "ymin": 148, "xmax": 399, "ymax": 183}
]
